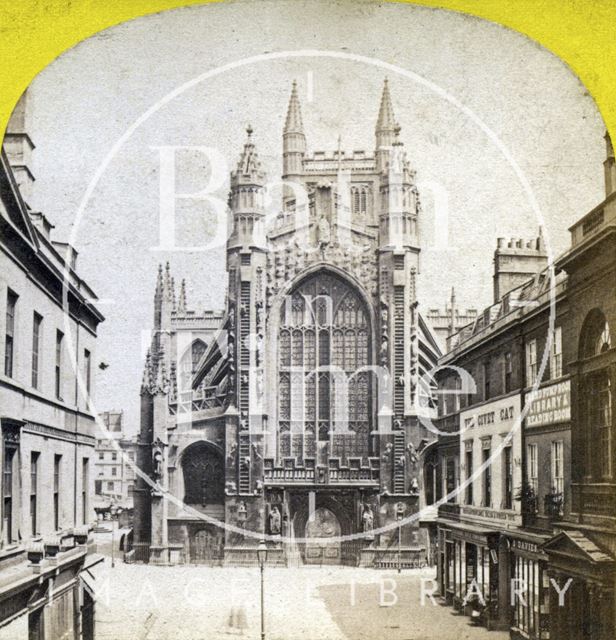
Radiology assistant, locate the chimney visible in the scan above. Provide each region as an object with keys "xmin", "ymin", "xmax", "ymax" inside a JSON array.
[
  {"xmin": 3, "ymin": 90, "xmax": 35, "ymax": 205},
  {"xmin": 493, "ymin": 229, "xmax": 547, "ymax": 303},
  {"xmin": 604, "ymin": 131, "xmax": 615, "ymax": 198}
]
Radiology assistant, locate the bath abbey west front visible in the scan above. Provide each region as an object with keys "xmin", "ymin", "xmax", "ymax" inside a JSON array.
[{"xmin": 134, "ymin": 80, "xmax": 446, "ymax": 566}]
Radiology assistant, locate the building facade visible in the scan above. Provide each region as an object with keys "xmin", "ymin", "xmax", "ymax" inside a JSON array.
[
  {"xmin": 0, "ymin": 93, "xmax": 104, "ymax": 639},
  {"xmin": 134, "ymin": 80, "xmax": 444, "ymax": 567},
  {"xmin": 429, "ymin": 136, "xmax": 615, "ymax": 640},
  {"xmin": 543, "ymin": 133, "xmax": 616, "ymax": 640},
  {"xmin": 94, "ymin": 411, "xmax": 138, "ymax": 514}
]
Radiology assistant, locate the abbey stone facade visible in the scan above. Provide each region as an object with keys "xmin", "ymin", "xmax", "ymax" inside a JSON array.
[{"xmin": 133, "ymin": 80, "xmax": 445, "ymax": 566}]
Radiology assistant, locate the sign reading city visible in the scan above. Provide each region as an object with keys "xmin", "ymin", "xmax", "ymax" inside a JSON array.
[
  {"xmin": 461, "ymin": 395, "xmax": 520, "ymax": 432},
  {"xmin": 525, "ymin": 380, "xmax": 571, "ymax": 427}
]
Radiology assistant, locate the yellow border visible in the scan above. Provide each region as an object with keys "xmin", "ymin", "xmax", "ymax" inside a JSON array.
[{"xmin": 1, "ymin": 0, "xmax": 615, "ymax": 138}]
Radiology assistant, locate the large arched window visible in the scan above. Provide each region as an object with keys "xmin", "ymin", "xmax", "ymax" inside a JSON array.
[
  {"xmin": 580, "ymin": 309, "xmax": 611, "ymax": 359},
  {"xmin": 182, "ymin": 442, "xmax": 224, "ymax": 507},
  {"xmin": 278, "ymin": 272, "xmax": 371, "ymax": 463}
]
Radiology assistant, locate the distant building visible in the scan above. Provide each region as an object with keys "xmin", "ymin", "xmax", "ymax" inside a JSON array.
[
  {"xmin": 94, "ymin": 411, "xmax": 138, "ymax": 511},
  {"xmin": 0, "ymin": 91, "xmax": 104, "ymax": 639},
  {"xmin": 425, "ymin": 289, "xmax": 478, "ymax": 353}
]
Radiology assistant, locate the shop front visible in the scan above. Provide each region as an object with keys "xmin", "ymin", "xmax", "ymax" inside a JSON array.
[
  {"xmin": 543, "ymin": 530, "xmax": 615, "ymax": 640},
  {"xmin": 440, "ymin": 522, "xmax": 501, "ymax": 628},
  {"xmin": 507, "ymin": 533, "xmax": 551, "ymax": 640}
]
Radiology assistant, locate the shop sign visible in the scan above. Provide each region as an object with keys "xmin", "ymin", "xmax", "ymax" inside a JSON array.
[
  {"xmin": 525, "ymin": 380, "xmax": 570, "ymax": 427},
  {"xmin": 461, "ymin": 394, "xmax": 521, "ymax": 432}
]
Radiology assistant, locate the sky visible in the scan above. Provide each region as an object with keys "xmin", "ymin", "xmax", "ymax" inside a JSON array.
[{"xmin": 22, "ymin": 0, "xmax": 606, "ymax": 433}]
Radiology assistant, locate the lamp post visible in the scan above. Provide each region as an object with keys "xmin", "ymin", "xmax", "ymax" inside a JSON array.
[
  {"xmin": 256, "ymin": 540, "xmax": 268, "ymax": 640},
  {"xmin": 396, "ymin": 502, "xmax": 405, "ymax": 574}
]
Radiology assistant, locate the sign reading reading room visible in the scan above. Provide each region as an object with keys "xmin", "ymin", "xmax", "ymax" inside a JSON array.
[{"xmin": 525, "ymin": 380, "xmax": 571, "ymax": 428}]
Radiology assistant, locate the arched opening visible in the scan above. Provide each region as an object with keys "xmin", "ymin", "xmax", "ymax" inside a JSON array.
[
  {"xmin": 304, "ymin": 507, "xmax": 342, "ymax": 565},
  {"xmin": 278, "ymin": 271, "xmax": 372, "ymax": 464},
  {"xmin": 179, "ymin": 339, "xmax": 207, "ymax": 391},
  {"xmin": 181, "ymin": 442, "xmax": 224, "ymax": 508},
  {"xmin": 579, "ymin": 309, "xmax": 611, "ymax": 359}
]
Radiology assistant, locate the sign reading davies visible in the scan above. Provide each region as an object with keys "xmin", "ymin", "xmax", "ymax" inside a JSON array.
[{"xmin": 525, "ymin": 380, "xmax": 570, "ymax": 427}]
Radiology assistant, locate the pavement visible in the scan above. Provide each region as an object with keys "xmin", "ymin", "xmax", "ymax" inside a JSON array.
[{"xmin": 91, "ymin": 555, "xmax": 509, "ymax": 640}]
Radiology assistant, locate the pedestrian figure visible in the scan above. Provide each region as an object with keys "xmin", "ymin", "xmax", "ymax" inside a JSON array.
[{"xmin": 225, "ymin": 605, "xmax": 248, "ymax": 635}]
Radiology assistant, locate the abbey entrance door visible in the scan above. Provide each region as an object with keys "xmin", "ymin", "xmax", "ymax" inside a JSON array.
[
  {"xmin": 304, "ymin": 507, "xmax": 342, "ymax": 565},
  {"xmin": 189, "ymin": 527, "xmax": 224, "ymax": 565}
]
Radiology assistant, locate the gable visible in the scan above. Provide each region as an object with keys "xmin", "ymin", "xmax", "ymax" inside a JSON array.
[{"xmin": 543, "ymin": 530, "xmax": 614, "ymax": 565}]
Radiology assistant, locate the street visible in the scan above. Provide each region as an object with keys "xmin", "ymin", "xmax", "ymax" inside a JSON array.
[{"xmin": 91, "ymin": 546, "xmax": 508, "ymax": 640}]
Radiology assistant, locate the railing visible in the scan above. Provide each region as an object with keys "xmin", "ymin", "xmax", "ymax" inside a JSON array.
[
  {"xmin": 263, "ymin": 461, "xmax": 379, "ymax": 485},
  {"xmin": 572, "ymin": 483, "xmax": 616, "ymax": 518},
  {"xmin": 169, "ymin": 386, "xmax": 225, "ymax": 415},
  {"xmin": 130, "ymin": 542, "xmax": 150, "ymax": 563}
]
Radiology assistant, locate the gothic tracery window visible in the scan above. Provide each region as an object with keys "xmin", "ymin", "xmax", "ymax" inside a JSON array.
[{"xmin": 278, "ymin": 273, "xmax": 371, "ymax": 463}]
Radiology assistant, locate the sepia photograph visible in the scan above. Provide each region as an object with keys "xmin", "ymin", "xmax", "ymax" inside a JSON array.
[{"xmin": 0, "ymin": 1, "xmax": 614, "ymax": 638}]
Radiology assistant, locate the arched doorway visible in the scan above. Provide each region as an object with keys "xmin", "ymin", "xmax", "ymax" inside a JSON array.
[
  {"xmin": 182, "ymin": 442, "xmax": 224, "ymax": 509},
  {"xmin": 181, "ymin": 442, "xmax": 225, "ymax": 563},
  {"xmin": 189, "ymin": 526, "xmax": 224, "ymax": 565},
  {"xmin": 304, "ymin": 507, "xmax": 342, "ymax": 565}
]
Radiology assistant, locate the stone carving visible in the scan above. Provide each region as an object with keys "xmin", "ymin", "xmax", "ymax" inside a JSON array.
[
  {"xmin": 152, "ymin": 439, "xmax": 165, "ymax": 481},
  {"xmin": 406, "ymin": 441, "xmax": 418, "ymax": 465},
  {"xmin": 269, "ymin": 506, "xmax": 282, "ymax": 535},
  {"xmin": 265, "ymin": 238, "xmax": 378, "ymax": 311},
  {"xmin": 362, "ymin": 504, "xmax": 374, "ymax": 533},
  {"xmin": 227, "ymin": 443, "xmax": 237, "ymax": 463},
  {"xmin": 381, "ymin": 442, "xmax": 393, "ymax": 461}
]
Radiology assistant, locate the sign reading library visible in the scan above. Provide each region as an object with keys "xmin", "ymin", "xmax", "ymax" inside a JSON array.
[{"xmin": 526, "ymin": 380, "xmax": 571, "ymax": 428}]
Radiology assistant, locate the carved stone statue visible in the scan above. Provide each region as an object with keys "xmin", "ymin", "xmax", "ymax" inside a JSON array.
[
  {"xmin": 318, "ymin": 215, "xmax": 331, "ymax": 248},
  {"xmin": 362, "ymin": 505, "xmax": 374, "ymax": 533},
  {"xmin": 151, "ymin": 438, "xmax": 165, "ymax": 482},
  {"xmin": 269, "ymin": 506, "xmax": 282, "ymax": 535}
]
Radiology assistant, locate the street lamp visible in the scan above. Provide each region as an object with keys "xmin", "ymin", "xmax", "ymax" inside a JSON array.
[
  {"xmin": 396, "ymin": 502, "xmax": 405, "ymax": 574},
  {"xmin": 257, "ymin": 540, "xmax": 268, "ymax": 640}
]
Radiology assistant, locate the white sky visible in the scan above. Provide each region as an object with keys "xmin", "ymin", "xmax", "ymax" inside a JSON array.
[{"xmin": 24, "ymin": 0, "xmax": 606, "ymax": 433}]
